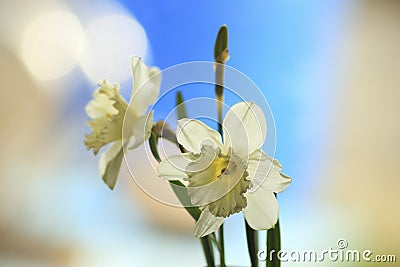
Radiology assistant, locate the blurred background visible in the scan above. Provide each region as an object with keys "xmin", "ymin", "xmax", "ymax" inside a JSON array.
[{"xmin": 0, "ymin": 0, "xmax": 399, "ymax": 266}]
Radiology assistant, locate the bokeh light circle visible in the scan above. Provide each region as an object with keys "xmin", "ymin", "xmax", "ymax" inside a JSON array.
[
  {"xmin": 80, "ymin": 14, "xmax": 148, "ymax": 83},
  {"xmin": 19, "ymin": 10, "xmax": 84, "ymax": 81}
]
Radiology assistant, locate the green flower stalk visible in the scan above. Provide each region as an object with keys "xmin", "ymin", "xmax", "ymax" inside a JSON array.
[
  {"xmin": 214, "ymin": 24, "xmax": 229, "ymax": 267},
  {"xmin": 214, "ymin": 25, "xmax": 229, "ymax": 135}
]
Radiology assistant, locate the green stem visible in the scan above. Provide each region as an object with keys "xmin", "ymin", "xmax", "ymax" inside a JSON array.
[
  {"xmin": 216, "ymin": 82, "xmax": 224, "ymax": 136},
  {"xmin": 215, "ymin": 78, "xmax": 226, "ymax": 267},
  {"xmin": 148, "ymin": 130, "xmax": 215, "ymax": 267},
  {"xmin": 266, "ymin": 201, "xmax": 280, "ymax": 267},
  {"xmin": 201, "ymin": 236, "xmax": 216, "ymax": 267},
  {"xmin": 216, "ymin": 92, "xmax": 225, "ymax": 267},
  {"xmin": 219, "ymin": 224, "xmax": 226, "ymax": 267},
  {"xmin": 245, "ymin": 221, "xmax": 258, "ymax": 267}
]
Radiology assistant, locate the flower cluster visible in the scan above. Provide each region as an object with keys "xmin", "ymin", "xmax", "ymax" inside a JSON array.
[
  {"xmin": 84, "ymin": 24, "xmax": 293, "ymax": 267},
  {"xmin": 84, "ymin": 57, "xmax": 292, "ymax": 238}
]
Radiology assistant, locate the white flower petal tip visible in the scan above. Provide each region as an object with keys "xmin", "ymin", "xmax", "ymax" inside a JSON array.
[
  {"xmin": 223, "ymin": 102, "xmax": 267, "ymax": 157},
  {"xmin": 246, "ymin": 150, "xmax": 293, "ymax": 193},
  {"xmin": 274, "ymin": 172, "xmax": 292, "ymax": 192},
  {"xmin": 130, "ymin": 56, "xmax": 161, "ymax": 116},
  {"xmin": 177, "ymin": 118, "xmax": 223, "ymax": 153},
  {"xmin": 130, "ymin": 56, "xmax": 141, "ymax": 69},
  {"xmin": 194, "ymin": 209, "xmax": 224, "ymax": 238},
  {"xmin": 243, "ymin": 190, "xmax": 279, "ymax": 230}
]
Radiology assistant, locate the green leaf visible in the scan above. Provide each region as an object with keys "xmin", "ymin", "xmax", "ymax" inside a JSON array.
[
  {"xmin": 148, "ymin": 132, "xmax": 202, "ymax": 221},
  {"xmin": 176, "ymin": 91, "xmax": 188, "ymax": 120},
  {"xmin": 201, "ymin": 235, "xmax": 216, "ymax": 267},
  {"xmin": 169, "ymin": 180, "xmax": 201, "ymax": 221},
  {"xmin": 214, "ymin": 25, "xmax": 228, "ymax": 62},
  {"xmin": 245, "ymin": 221, "xmax": 259, "ymax": 267},
  {"xmin": 147, "ymin": 133, "xmax": 215, "ymax": 266},
  {"xmin": 208, "ymin": 232, "xmax": 222, "ymax": 254}
]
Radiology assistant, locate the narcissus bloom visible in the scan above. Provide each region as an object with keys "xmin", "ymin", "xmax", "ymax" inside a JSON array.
[
  {"xmin": 158, "ymin": 102, "xmax": 291, "ymax": 237},
  {"xmin": 85, "ymin": 56, "xmax": 161, "ymax": 189}
]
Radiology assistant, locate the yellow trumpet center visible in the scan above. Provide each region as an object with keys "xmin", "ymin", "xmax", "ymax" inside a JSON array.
[{"xmin": 187, "ymin": 145, "xmax": 250, "ymax": 218}]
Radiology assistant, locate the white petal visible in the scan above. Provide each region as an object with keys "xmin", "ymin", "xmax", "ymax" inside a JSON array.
[
  {"xmin": 194, "ymin": 208, "xmax": 224, "ymax": 238},
  {"xmin": 126, "ymin": 111, "xmax": 154, "ymax": 149},
  {"xmin": 223, "ymin": 102, "xmax": 266, "ymax": 157},
  {"xmin": 247, "ymin": 149, "xmax": 292, "ymax": 193},
  {"xmin": 157, "ymin": 153, "xmax": 192, "ymax": 180},
  {"xmin": 185, "ymin": 144, "xmax": 218, "ymax": 173},
  {"xmin": 130, "ymin": 56, "xmax": 161, "ymax": 115},
  {"xmin": 98, "ymin": 141, "xmax": 124, "ymax": 190},
  {"xmin": 177, "ymin": 119, "xmax": 223, "ymax": 154},
  {"xmin": 243, "ymin": 190, "xmax": 278, "ymax": 230}
]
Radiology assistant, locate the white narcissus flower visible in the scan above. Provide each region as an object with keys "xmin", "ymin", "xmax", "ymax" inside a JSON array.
[
  {"xmin": 157, "ymin": 102, "xmax": 292, "ymax": 237},
  {"xmin": 85, "ymin": 56, "xmax": 161, "ymax": 189}
]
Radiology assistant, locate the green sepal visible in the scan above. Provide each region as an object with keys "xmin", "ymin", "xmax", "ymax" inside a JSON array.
[{"xmin": 149, "ymin": 132, "xmax": 161, "ymax": 162}]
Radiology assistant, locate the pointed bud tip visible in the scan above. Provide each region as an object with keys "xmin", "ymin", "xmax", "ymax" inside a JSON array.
[{"xmin": 214, "ymin": 25, "xmax": 229, "ymax": 62}]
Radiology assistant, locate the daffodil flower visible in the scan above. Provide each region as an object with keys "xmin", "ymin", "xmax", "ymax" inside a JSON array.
[
  {"xmin": 85, "ymin": 57, "xmax": 161, "ymax": 189},
  {"xmin": 157, "ymin": 102, "xmax": 292, "ymax": 237}
]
